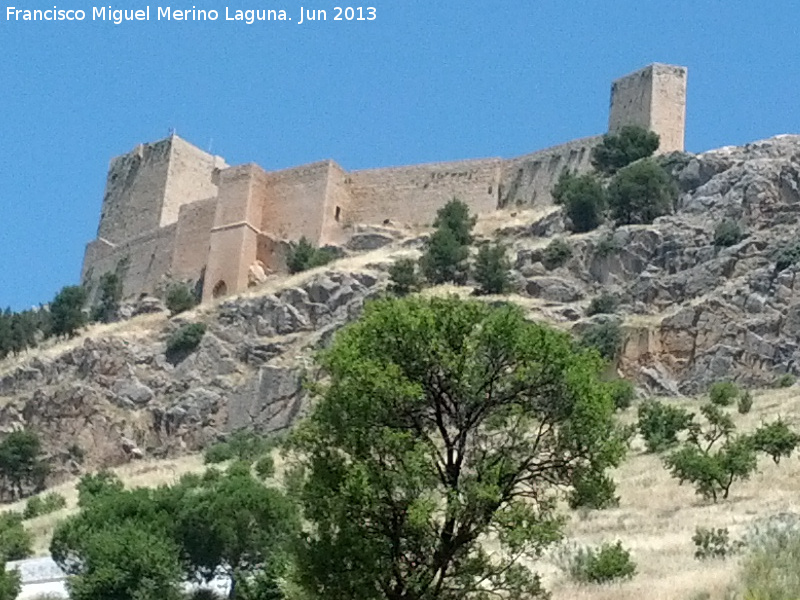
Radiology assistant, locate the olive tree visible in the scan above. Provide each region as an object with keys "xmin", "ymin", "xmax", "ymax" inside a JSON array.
[{"xmin": 289, "ymin": 296, "xmax": 626, "ymax": 600}]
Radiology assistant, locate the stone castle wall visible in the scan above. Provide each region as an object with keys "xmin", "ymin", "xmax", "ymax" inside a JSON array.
[{"xmin": 82, "ymin": 63, "xmax": 689, "ymax": 303}]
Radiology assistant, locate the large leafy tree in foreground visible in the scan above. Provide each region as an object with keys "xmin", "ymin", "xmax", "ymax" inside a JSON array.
[{"xmin": 289, "ymin": 296, "xmax": 625, "ymax": 600}]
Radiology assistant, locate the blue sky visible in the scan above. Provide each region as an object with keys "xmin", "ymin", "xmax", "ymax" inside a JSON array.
[{"xmin": 1, "ymin": 0, "xmax": 799, "ymax": 310}]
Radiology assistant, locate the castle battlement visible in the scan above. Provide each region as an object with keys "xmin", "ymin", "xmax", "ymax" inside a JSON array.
[{"xmin": 81, "ymin": 63, "xmax": 688, "ymax": 303}]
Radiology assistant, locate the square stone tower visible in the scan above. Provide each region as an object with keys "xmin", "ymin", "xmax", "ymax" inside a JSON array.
[{"xmin": 608, "ymin": 63, "xmax": 687, "ymax": 153}]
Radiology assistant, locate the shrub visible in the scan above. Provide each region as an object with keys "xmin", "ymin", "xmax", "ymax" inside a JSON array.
[
  {"xmin": 0, "ymin": 555, "xmax": 20, "ymax": 600},
  {"xmin": 568, "ymin": 470, "xmax": 619, "ymax": 510},
  {"xmin": 607, "ymin": 159, "xmax": 677, "ymax": 225},
  {"xmin": 775, "ymin": 373, "xmax": 796, "ymax": 388},
  {"xmin": 49, "ymin": 285, "xmax": 88, "ymax": 338},
  {"xmin": 552, "ymin": 171, "xmax": 607, "ymax": 233},
  {"xmin": 737, "ymin": 513, "xmax": 800, "ymax": 599},
  {"xmin": 637, "ymin": 400, "xmax": 694, "ymax": 453},
  {"xmin": 738, "ymin": 390, "xmax": 754, "ymax": 414},
  {"xmin": 23, "ymin": 492, "xmax": 67, "ymax": 520},
  {"xmin": 165, "ymin": 283, "xmax": 197, "ymax": 316},
  {"xmin": 774, "ymin": 243, "xmax": 800, "ymax": 273},
  {"xmin": 591, "ymin": 125, "xmax": 660, "ymax": 175},
  {"xmin": 91, "ymin": 272, "xmax": 122, "ymax": 324},
  {"xmin": 204, "ymin": 431, "xmax": 273, "ymax": 465},
  {"xmin": 0, "ymin": 512, "xmax": 33, "ymax": 560},
  {"xmin": 708, "ymin": 381, "xmax": 740, "ymax": 407},
  {"xmin": 286, "ymin": 237, "xmax": 337, "ymax": 274},
  {"xmin": 750, "ymin": 419, "xmax": 800, "ymax": 464},
  {"xmin": 387, "ymin": 258, "xmax": 422, "ymax": 297},
  {"xmin": 187, "ymin": 590, "xmax": 224, "ymax": 600},
  {"xmin": 432, "ymin": 198, "xmax": 476, "ymax": 246},
  {"xmin": 473, "ymin": 242, "xmax": 512, "ymax": 296},
  {"xmin": 165, "ymin": 323, "xmax": 206, "ymax": 361},
  {"xmin": 608, "ymin": 379, "xmax": 635, "ymax": 411},
  {"xmin": 254, "ymin": 454, "xmax": 275, "ymax": 480},
  {"xmin": 586, "ymin": 292, "xmax": 618, "ymax": 317},
  {"xmin": 419, "ymin": 227, "xmax": 470, "ymax": 285},
  {"xmin": 595, "ymin": 234, "xmax": 620, "ymax": 258},
  {"xmin": 714, "ymin": 220, "xmax": 744, "ymax": 248},
  {"xmin": 76, "ymin": 471, "xmax": 124, "ymax": 507},
  {"xmin": 560, "ymin": 541, "xmax": 636, "ymax": 583},
  {"xmin": 580, "ymin": 320, "xmax": 623, "ymax": 361},
  {"xmin": 692, "ymin": 527, "xmax": 744, "ymax": 560},
  {"xmin": 542, "ymin": 238, "xmax": 572, "ymax": 271},
  {"xmin": 665, "ymin": 434, "xmax": 756, "ymax": 502}
]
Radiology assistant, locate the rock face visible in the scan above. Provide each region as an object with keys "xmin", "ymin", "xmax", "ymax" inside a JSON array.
[
  {"xmin": 0, "ymin": 270, "xmax": 383, "ymax": 478},
  {"xmin": 6, "ymin": 135, "xmax": 800, "ymax": 478},
  {"xmin": 500, "ymin": 135, "xmax": 800, "ymax": 394}
]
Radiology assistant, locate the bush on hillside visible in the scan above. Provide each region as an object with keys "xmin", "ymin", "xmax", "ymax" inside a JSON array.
[
  {"xmin": 736, "ymin": 513, "xmax": 800, "ymax": 599},
  {"xmin": 568, "ymin": 470, "xmax": 619, "ymax": 510},
  {"xmin": 692, "ymin": 527, "xmax": 744, "ymax": 560},
  {"xmin": 387, "ymin": 258, "xmax": 422, "ymax": 297},
  {"xmin": 23, "ymin": 492, "xmax": 67, "ymax": 520},
  {"xmin": 608, "ymin": 379, "xmax": 635, "ymax": 411},
  {"xmin": 419, "ymin": 227, "xmax": 470, "ymax": 285},
  {"xmin": 586, "ymin": 292, "xmax": 618, "ymax": 317},
  {"xmin": 579, "ymin": 320, "xmax": 623, "ymax": 361},
  {"xmin": 49, "ymin": 285, "xmax": 88, "ymax": 339},
  {"xmin": 165, "ymin": 283, "xmax": 197, "ymax": 316},
  {"xmin": 713, "ymin": 219, "xmax": 744, "ymax": 248},
  {"xmin": 708, "ymin": 381, "xmax": 740, "ymax": 407},
  {"xmin": 542, "ymin": 238, "xmax": 572, "ymax": 271},
  {"xmin": 0, "ymin": 512, "xmax": 33, "ymax": 560},
  {"xmin": 165, "ymin": 323, "xmax": 206, "ymax": 361},
  {"xmin": 558, "ymin": 541, "xmax": 636, "ymax": 583},
  {"xmin": 737, "ymin": 390, "xmax": 754, "ymax": 414},
  {"xmin": 431, "ymin": 198, "xmax": 476, "ymax": 246},
  {"xmin": 775, "ymin": 373, "xmax": 796, "ymax": 388},
  {"xmin": 286, "ymin": 237, "xmax": 337, "ymax": 274},
  {"xmin": 750, "ymin": 419, "xmax": 800, "ymax": 464},
  {"xmin": 90, "ymin": 271, "xmax": 122, "ymax": 324},
  {"xmin": 607, "ymin": 159, "xmax": 677, "ymax": 225},
  {"xmin": 473, "ymin": 242, "xmax": 512, "ymax": 295},
  {"xmin": 552, "ymin": 171, "xmax": 607, "ymax": 233},
  {"xmin": 591, "ymin": 125, "xmax": 660, "ymax": 175},
  {"xmin": 637, "ymin": 400, "xmax": 694, "ymax": 453}
]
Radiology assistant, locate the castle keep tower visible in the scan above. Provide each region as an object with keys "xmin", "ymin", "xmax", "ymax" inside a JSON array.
[{"xmin": 609, "ymin": 63, "xmax": 687, "ymax": 153}]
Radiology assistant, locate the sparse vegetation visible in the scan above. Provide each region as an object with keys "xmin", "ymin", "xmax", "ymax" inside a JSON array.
[
  {"xmin": 552, "ymin": 170, "xmax": 607, "ymax": 233},
  {"xmin": 774, "ymin": 243, "xmax": 800, "ymax": 273},
  {"xmin": 23, "ymin": 492, "xmax": 67, "ymax": 519},
  {"xmin": 286, "ymin": 236, "xmax": 337, "ymax": 274},
  {"xmin": 714, "ymin": 219, "xmax": 744, "ymax": 248},
  {"xmin": 165, "ymin": 323, "xmax": 206, "ymax": 361},
  {"xmin": 708, "ymin": 381, "xmax": 741, "ymax": 407},
  {"xmin": 608, "ymin": 378, "xmax": 636, "ymax": 411},
  {"xmin": 542, "ymin": 238, "xmax": 572, "ymax": 270},
  {"xmin": 203, "ymin": 431, "xmax": 274, "ymax": 465},
  {"xmin": 165, "ymin": 282, "xmax": 198, "ymax": 316},
  {"xmin": 775, "ymin": 373, "xmax": 796, "ymax": 388},
  {"xmin": 91, "ymin": 271, "xmax": 122, "ymax": 324},
  {"xmin": 558, "ymin": 541, "xmax": 637, "ymax": 583},
  {"xmin": 591, "ymin": 125, "xmax": 660, "ymax": 175},
  {"xmin": 736, "ymin": 513, "xmax": 800, "ymax": 599},
  {"xmin": 579, "ymin": 320, "xmax": 623, "ymax": 361},
  {"xmin": 49, "ymin": 285, "xmax": 88, "ymax": 338},
  {"xmin": 637, "ymin": 400, "xmax": 695, "ymax": 453},
  {"xmin": 607, "ymin": 159, "xmax": 677, "ymax": 225},
  {"xmin": 387, "ymin": 258, "xmax": 422, "ymax": 297},
  {"xmin": 738, "ymin": 390, "xmax": 754, "ymax": 414},
  {"xmin": 692, "ymin": 526, "xmax": 744, "ymax": 560},
  {"xmin": 595, "ymin": 233, "xmax": 620, "ymax": 258},
  {"xmin": 473, "ymin": 241, "xmax": 512, "ymax": 295},
  {"xmin": 420, "ymin": 199, "xmax": 474, "ymax": 285},
  {"xmin": 586, "ymin": 292, "xmax": 618, "ymax": 316}
]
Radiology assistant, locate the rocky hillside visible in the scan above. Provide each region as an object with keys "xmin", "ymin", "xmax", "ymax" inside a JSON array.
[{"xmin": 3, "ymin": 135, "xmax": 800, "ymax": 478}]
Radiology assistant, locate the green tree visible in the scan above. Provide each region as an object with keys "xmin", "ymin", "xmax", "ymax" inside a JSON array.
[
  {"xmin": 431, "ymin": 198, "xmax": 476, "ymax": 246},
  {"xmin": 637, "ymin": 400, "xmax": 695, "ymax": 453},
  {"xmin": 750, "ymin": 419, "xmax": 800, "ymax": 464},
  {"xmin": 591, "ymin": 125, "xmax": 660, "ymax": 175},
  {"xmin": 65, "ymin": 524, "xmax": 184, "ymax": 600},
  {"xmin": 0, "ymin": 512, "xmax": 33, "ymax": 561},
  {"xmin": 91, "ymin": 271, "xmax": 123, "ymax": 324},
  {"xmin": 0, "ymin": 556, "xmax": 20, "ymax": 600},
  {"xmin": 49, "ymin": 285, "xmax": 88, "ymax": 338},
  {"xmin": 166, "ymin": 282, "xmax": 198, "ymax": 316},
  {"xmin": 552, "ymin": 171, "xmax": 607, "ymax": 233},
  {"xmin": 473, "ymin": 242, "xmax": 512, "ymax": 295},
  {"xmin": 607, "ymin": 159, "xmax": 676, "ymax": 225},
  {"xmin": 175, "ymin": 466, "xmax": 300, "ymax": 598},
  {"xmin": 289, "ymin": 296, "xmax": 625, "ymax": 600},
  {"xmin": 419, "ymin": 227, "xmax": 470, "ymax": 285},
  {"xmin": 0, "ymin": 430, "xmax": 49, "ymax": 501},
  {"xmin": 286, "ymin": 237, "xmax": 336, "ymax": 274},
  {"xmin": 387, "ymin": 258, "xmax": 422, "ymax": 297}
]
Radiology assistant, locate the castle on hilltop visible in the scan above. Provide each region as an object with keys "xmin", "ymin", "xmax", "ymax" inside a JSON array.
[{"xmin": 81, "ymin": 63, "xmax": 687, "ymax": 303}]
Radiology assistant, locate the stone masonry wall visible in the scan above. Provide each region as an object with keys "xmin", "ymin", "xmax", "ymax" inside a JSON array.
[
  {"xmin": 499, "ymin": 136, "xmax": 601, "ymax": 209},
  {"xmin": 346, "ymin": 158, "xmax": 502, "ymax": 227},
  {"xmin": 96, "ymin": 139, "xmax": 171, "ymax": 244},
  {"xmin": 160, "ymin": 136, "xmax": 227, "ymax": 228},
  {"xmin": 171, "ymin": 197, "xmax": 217, "ymax": 283},
  {"xmin": 650, "ymin": 64, "xmax": 687, "ymax": 153}
]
